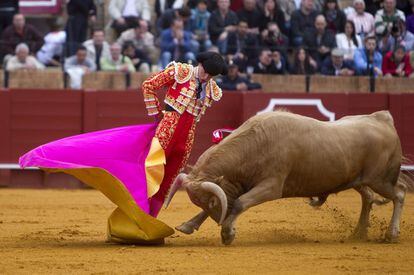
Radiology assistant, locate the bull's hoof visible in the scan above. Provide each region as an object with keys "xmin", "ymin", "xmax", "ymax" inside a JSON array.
[
  {"xmin": 175, "ymin": 223, "xmax": 195, "ymax": 235},
  {"xmin": 384, "ymin": 231, "xmax": 399, "ymax": 243},
  {"xmin": 221, "ymin": 227, "xmax": 236, "ymax": 245}
]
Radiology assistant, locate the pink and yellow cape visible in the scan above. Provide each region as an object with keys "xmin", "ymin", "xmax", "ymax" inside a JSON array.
[{"xmin": 19, "ymin": 123, "xmax": 174, "ymax": 244}]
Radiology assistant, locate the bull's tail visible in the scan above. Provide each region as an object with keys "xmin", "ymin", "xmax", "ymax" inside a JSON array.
[{"xmin": 399, "ymin": 156, "xmax": 414, "ymax": 190}]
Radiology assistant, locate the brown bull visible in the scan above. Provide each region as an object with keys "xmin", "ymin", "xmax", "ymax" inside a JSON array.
[{"xmin": 165, "ymin": 111, "xmax": 408, "ymax": 245}]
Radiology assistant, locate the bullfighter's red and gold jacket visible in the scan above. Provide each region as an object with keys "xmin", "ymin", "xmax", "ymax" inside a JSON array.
[{"xmin": 142, "ymin": 61, "xmax": 222, "ymax": 122}]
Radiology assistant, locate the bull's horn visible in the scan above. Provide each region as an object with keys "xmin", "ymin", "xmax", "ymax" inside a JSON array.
[
  {"xmin": 164, "ymin": 173, "xmax": 187, "ymax": 208},
  {"xmin": 201, "ymin": 182, "xmax": 228, "ymax": 225}
]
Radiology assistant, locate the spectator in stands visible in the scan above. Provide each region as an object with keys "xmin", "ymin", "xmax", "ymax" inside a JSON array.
[
  {"xmin": 36, "ymin": 21, "xmax": 66, "ymax": 67},
  {"xmin": 290, "ymin": 0, "xmax": 320, "ymax": 46},
  {"xmin": 83, "ymin": 29, "xmax": 111, "ymax": 71},
  {"xmin": 121, "ymin": 41, "xmax": 151, "ymax": 73},
  {"xmin": 64, "ymin": 45, "xmax": 96, "ymax": 89},
  {"xmin": 378, "ymin": 18, "xmax": 414, "ymax": 53},
  {"xmin": 157, "ymin": 6, "xmax": 192, "ymax": 32},
  {"xmin": 336, "ymin": 20, "xmax": 363, "ymax": 60},
  {"xmin": 226, "ymin": 20, "xmax": 259, "ymax": 71},
  {"xmin": 109, "ymin": 0, "xmax": 151, "ymax": 35},
  {"xmin": 304, "ymin": 15, "xmax": 337, "ymax": 67},
  {"xmin": 382, "ymin": 45, "xmax": 412, "ymax": 76},
  {"xmin": 261, "ymin": 22, "xmax": 289, "ymax": 58},
  {"xmin": 190, "ymin": 0, "xmax": 213, "ymax": 51},
  {"xmin": 354, "ymin": 36, "xmax": 383, "ymax": 75},
  {"xmin": 187, "ymin": 0, "xmax": 217, "ymax": 11},
  {"xmin": 407, "ymin": 4, "xmax": 414, "ymax": 34},
  {"xmin": 6, "ymin": 43, "xmax": 45, "ymax": 71},
  {"xmin": 1, "ymin": 14, "xmax": 43, "ymax": 62},
  {"xmin": 208, "ymin": 0, "xmax": 239, "ymax": 52},
  {"xmin": 65, "ymin": 0, "xmax": 96, "ymax": 57},
  {"xmin": 237, "ymin": 0, "xmax": 262, "ymax": 34},
  {"xmin": 321, "ymin": 48, "xmax": 355, "ymax": 75},
  {"xmin": 375, "ymin": 0, "xmax": 406, "ymax": 37},
  {"xmin": 0, "ymin": 0, "xmax": 19, "ymax": 36},
  {"xmin": 322, "ymin": 0, "xmax": 347, "ymax": 34},
  {"xmin": 160, "ymin": 19, "xmax": 196, "ymax": 68},
  {"xmin": 289, "ymin": 47, "xmax": 318, "ymax": 74},
  {"xmin": 155, "ymin": 0, "xmax": 184, "ymax": 18},
  {"xmin": 347, "ymin": 0, "xmax": 375, "ymax": 40},
  {"xmin": 218, "ymin": 63, "xmax": 262, "ymax": 90},
  {"xmin": 253, "ymin": 48, "xmax": 286, "ymax": 74},
  {"xmin": 101, "ymin": 43, "xmax": 136, "ymax": 72},
  {"xmin": 409, "ymin": 50, "xmax": 414, "ymax": 76},
  {"xmin": 64, "ymin": 45, "xmax": 96, "ymax": 72},
  {"xmin": 259, "ymin": 0, "xmax": 287, "ymax": 35},
  {"xmin": 275, "ymin": 0, "xmax": 296, "ymax": 22},
  {"xmin": 392, "ymin": 18, "xmax": 414, "ymax": 50},
  {"xmin": 117, "ymin": 19, "xmax": 157, "ymax": 64}
]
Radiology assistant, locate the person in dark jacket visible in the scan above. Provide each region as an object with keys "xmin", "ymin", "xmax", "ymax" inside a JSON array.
[
  {"xmin": 0, "ymin": 0, "xmax": 19, "ymax": 36},
  {"xmin": 290, "ymin": 0, "xmax": 320, "ymax": 46},
  {"xmin": 253, "ymin": 48, "xmax": 286, "ymax": 74},
  {"xmin": 261, "ymin": 22, "xmax": 289, "ymax": 59},
  {"xmin": 259, "ymin": 0, "xmax": 287, "ymax": 35},
  {"xmin": 218, "ymin": 63, "xmax": 262, "ymax": 90},
  {"xmin": 322, "ymin": 0, "xmax": 347, "ymax": 34},
  {"xmin": 321, "ymin": 48, "xmax": 355, "ymax": 75},
  {"xmin": 65, "ymin": 0, "xmax": 96, "ymax": 56},
  {"xmin": 225, "ymin": 20, "xmax": 259, "ymax": 71},
  {"xmin": 236, "ymin": 0, "xmax": 262, "ymax": 33},
  {"xmin": 208, "ymin": 0, "xmax": 239, "ymax": 52},
  {"xmin": 0, "ymin": 13, "xmax": 43, "ymax": 61},
  {"xmin": 303, "ymin": 14, "xmax": 337, "ymax": 67}
]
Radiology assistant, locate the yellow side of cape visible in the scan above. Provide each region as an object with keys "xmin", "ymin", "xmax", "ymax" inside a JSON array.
[{"xmin": 45, "ymin": 167, "xmax": 174, "ymax": 243}]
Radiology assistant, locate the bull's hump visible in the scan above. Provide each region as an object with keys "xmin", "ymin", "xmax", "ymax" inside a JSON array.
[{"xmin": 372, "ymin": 110, "xmax": 394, "ymax": 125}]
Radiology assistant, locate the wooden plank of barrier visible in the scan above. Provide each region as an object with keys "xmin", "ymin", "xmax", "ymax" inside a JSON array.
[
  {"xmin": 130, "ymin": 72, "xmax": 151, "ymax": 90},
  {"xmin": 389, "ymin": 94, "xmax": 414, "ymax": 160},
  {"xmin": 8, "ymin": 69, "xmax": 64, "ymax": 89},
  {"xmin": 0, "ymin": 70, "xmax": 4, "ymax": 88},
  {"xmin": 83, "ymin": 90, "xmax": 156, "ymax": 133},
  {"xmin": 347, "ymin": 94, "xmax": 389, "ymax": 115},
  {"xmin": 0, "ymin": 90, "xmax": 11, "ymax": 162},
  {"xmin": 9, "ymin": 89, "xmax": 83, "ymax": 162},
  {"xmin": 375, "ymin": 77, "xmax": 414, "ymax": 93},
  {"xmin": 250, "ymin": 74, "xmax": 306, "ymax": 93},
  {"xmin": 82, "ymin": 72, "xmax": 127, "ymax": 90},
  {"xmin": 309, "ymin": 75, "xmax": 370, "ymax": 93}
]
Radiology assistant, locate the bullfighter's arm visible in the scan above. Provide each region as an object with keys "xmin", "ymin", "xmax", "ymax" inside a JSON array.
[{"xmin": 141, "ymin": 65, "xmax": 175, "ymax": 116}]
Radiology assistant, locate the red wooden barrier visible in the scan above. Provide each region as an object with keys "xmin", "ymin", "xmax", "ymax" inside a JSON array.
[
  {"xmin": 0, "ymin": 89, "xmax": 413, "ymax": 188},
  {"xmin": 9, "ymin": 89, "xmax": 83, "ymax": 160}
]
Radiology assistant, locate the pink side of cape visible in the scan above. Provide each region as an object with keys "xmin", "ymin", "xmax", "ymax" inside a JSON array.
[{"xmin": 19, "ymin": 123, "xmax": 158, "ymax": 215}]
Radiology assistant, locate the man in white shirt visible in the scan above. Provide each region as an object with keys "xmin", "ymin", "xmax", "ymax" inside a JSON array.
[
  {"xmin": 108, "ymin": 0, "xmax": 151, "ymax": 35},
  {"xmin": 83, "ymin": 29, "xmax": 111, "ymax": 71},
  {"xmin": 6, "ymin": 43, "xmax": 44, "ymax": 71},
  {"xmin": 347, "ymin": 0, "xmax": 375, "ymax": 39},
  {"xmin": 36, "ymin": 23, "xmax": 66, "ymax": 67}
]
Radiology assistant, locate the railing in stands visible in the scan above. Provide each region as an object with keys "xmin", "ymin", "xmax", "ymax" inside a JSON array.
[{"xmin": 1, "ymin": 71, "xmax": 414, "ymax": 93}]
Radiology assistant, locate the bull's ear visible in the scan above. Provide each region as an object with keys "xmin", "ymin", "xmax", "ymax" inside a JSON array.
[{"xmin": 209, "ymin": 196, "xmax": 219, "ymax": 209}]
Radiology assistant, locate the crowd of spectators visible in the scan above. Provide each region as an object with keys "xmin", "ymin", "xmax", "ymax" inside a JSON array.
[{"xmin": 1, "ymin": 0, "xmax": 414, "ymax": 90}]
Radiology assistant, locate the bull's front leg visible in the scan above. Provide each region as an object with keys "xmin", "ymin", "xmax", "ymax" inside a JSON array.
[
  {"xmin": 176, "ymin": 211, "xmax": 208, "ymax": 234},
  {"xmin": 221, "ymin": 178, "xmax": 284, "ymax": 245}
]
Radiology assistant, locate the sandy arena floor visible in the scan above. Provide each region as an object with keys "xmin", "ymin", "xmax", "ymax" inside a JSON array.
[{"xmin": 1, "ymin": 188, "xmax": 414, "ymax": 274}]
